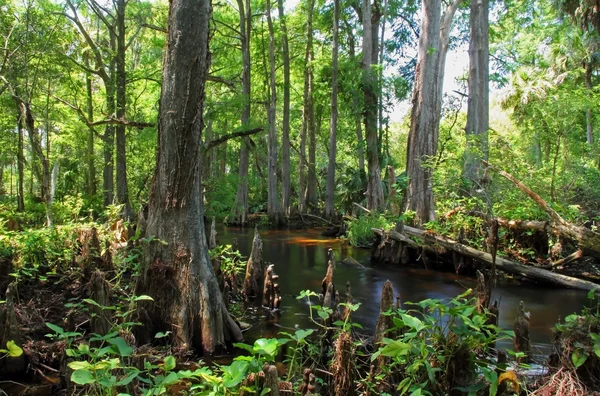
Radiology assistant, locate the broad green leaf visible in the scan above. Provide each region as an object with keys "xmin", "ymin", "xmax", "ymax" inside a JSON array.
[
  {"xmin": 400, "ymin": 314, "xmax": 425, "ymax": 332},
  {"xmin": 108, "ymin": 337, "xmax": 133, "ymax": 357},
  {"xmin": 83, "ymin": 298, "xmax": 102, "ymax": 307},
  {"xmin": 222, "ymin": 360, "xmax": 249, "ymax": 388},
  {"xmin": 163, "ymin": 355, "xmax": 177, "ymax": 371},
  {"xmin": 572, "ymin": 348, "xmax": 588, "ymax": 368},
  {"xmin": 6, "ymin": 341, "xmax": 23, "ymax": 357},
  {"xmin": 379, "ymin": 339, "xmax": 411, "ymax": 358},
  {"xmin": 71, "ymin": 369, "xmax": 94, "ymax": 385}
]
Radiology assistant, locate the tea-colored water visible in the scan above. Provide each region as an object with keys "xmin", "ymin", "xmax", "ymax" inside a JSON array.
[{"xmin": 219, "ymin": 226, "xmax": 589, "ymax": 358}]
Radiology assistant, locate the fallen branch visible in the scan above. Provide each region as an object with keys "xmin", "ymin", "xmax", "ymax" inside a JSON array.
[
  {"xmin": 552, "ymin": 250, "xmax": 584, "ymax": 268},
  {"xmin": 484, "ymin": 161, "xmax": 600, "ymax": 259},
  {"xmin": 353, "ymin": 202, "xmax": 371, "ymax": 213},
  {"xmin": 381, "ymin": 226, "xmax": 600, "ymax": 291}
]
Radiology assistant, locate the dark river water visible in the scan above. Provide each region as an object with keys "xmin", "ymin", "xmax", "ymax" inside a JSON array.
[{"xmin": 217, "ymin": 226, "xmax": 590, "ymax": 358}]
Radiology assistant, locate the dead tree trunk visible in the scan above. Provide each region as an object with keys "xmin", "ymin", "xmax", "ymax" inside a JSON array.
[
  {"xmin": 88, "ymin": 271, "xmax": 112, "ymax": 335},
  {"xmin": 513, "ymin": 301, "xmax": 531, "ymax": 363}
]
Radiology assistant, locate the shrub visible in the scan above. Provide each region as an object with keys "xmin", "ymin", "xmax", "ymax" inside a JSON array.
[{"xmin": 346, "ymin": 214, "xmax": 392, "ymax": 247}]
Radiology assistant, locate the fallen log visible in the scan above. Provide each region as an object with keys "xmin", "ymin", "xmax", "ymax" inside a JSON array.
[
  {"xmin": 398, "ymin": 225, "xmax": 600, "ymax": 291},
  {"xmin": 484, "ymin": 161, "xmax": 600, "ymax": 260}
]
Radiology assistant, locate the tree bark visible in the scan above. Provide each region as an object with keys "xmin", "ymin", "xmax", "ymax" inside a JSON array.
[
  {"xmin": 115, "ymin": 0, "xmax": 132, "ymax": 220},
  {"xmin": 230, "ymin": 0, "xmax": 252, "ymax": 225},
  {"xmin": 266, "ymin": 0, "xmax": 282, "ymax": 225},
  {"xmin": 585, "ymin": 62, "xmax": 594, "ymax": 149},
  {"xmin": 403, "ymin": 0, "xmax": 462, "ymax": 224},
  {"xmin": 277, "ymin": 0, "xmax": 291, "ymax": 217},
  {"xmin": 463, "ymin": 0, "xmax": 489, "ymax": 185},
  {"xmin": 404, "ymin": 0, "xmax": 441, "ymax": 225},
  {"xmin": 305, "ymin": 0, "xmax": 318, "ymax": 211},
  {"xmin": 325, "ymin": 0, "xmax": 340, "ymax": 220},
  {"xmin": 345, "ymin": 25, "xmax": 366, "ymax": 182},
  {"xmin": 16, "ymin": 111, "xmax": 24, "ymax": 212},
  {"xmin": 85, "ymin": 55, "xmax": 97, "ymax": 196},
  {"xmin": 135, "ymin": 0, "xmax": 242, "ymax": 353},
  {"xmin": 362, "ymin": 0, "xmax": 385, "ymax": 212}
]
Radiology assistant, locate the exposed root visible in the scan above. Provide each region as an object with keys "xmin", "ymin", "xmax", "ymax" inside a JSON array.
[{"xmin": 532, "ymin": 367, "xmax": 589, "ymax": 396}]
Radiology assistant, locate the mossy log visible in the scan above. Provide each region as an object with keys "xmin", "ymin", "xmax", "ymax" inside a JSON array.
[
  {"xmin": 242, "ymin": 226, "xmax": 263, "ymax": 299},
  {"xmin": 376, "ymin": 226, "xmax": 600, "ymax": 291}
]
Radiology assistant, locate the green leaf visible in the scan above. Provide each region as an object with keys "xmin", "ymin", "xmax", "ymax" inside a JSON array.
[
  {"xmin": 222, "ymin": 360, "xmax": 249, "ymax": 388},
  {"xmin": 293, "ymin": 329, "xmax": 314, "ymax": 343},
  {"xmin": 572, "ymin": 348, "xmax": 588, "ymax": 368},
  {"xmin": 163, "ymin": 355, "xmax": 177, "ymax": 371},
  {"xmin": 155, "ymin": 331, "xmax": 171, "ymax": 339},
  {"xmin": 488, "ymin": 370, "xmax": 498, "ymax": 396},
  {"xmin": 71, "ymin": 369, "xmax": 95, "ymax": 385},
  {"xmin": 6, "ymin": 341, "xmax": 23, "ymax": 357},
  {"xmin": 68, "ymin": 361, "xmax": 92, "ymax": 370},
  {"xmin": 379, "ymin": 339, "xmax": 411, "ymax": 358},
  {"xmin": 162, "ymin": 371, "xmax": 180, "ymax": 385},
  {"xmin": 116, "ymin": 369, "xmax": 140, "ymax": 386},
  {"xmin": 400, "ymin": 313, "xmax": 425, "ymax": 332},
  {"xmin": 108, "ymin": 337, "xmax": 133, "ymax": 357},
  {"xmin": 83, "ymin": 298, "xmax": 102, "ymax": 307},
  {"xmin": 45, "ymin": 322, "xmax": 64, "ymax": 335}
]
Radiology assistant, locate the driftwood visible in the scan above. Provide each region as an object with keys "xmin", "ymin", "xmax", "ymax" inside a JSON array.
[
  {"xmin": 393, "ymin": 226, "xmax": 600, "ymax": 291},
  {"xmin": 485, "ymin": 161, "xmax": 600, "ymax": 259},
  {"xmin": 242, "ymin": 227, "xmax": 263, "ymax": 299},
  {"xmin": 513, "ymin": 301, "xmax": 531, "ymax": 363}
]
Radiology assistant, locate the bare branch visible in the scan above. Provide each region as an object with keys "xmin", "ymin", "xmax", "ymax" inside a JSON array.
[
  {"xmin": 141, "ymin": 23, "xmax": 167, "ymax": 34},
  {"xmin": 88, "ymin": 117, "xmax": 154, "ymax": 128},
  {"xmin": 206, "ymin": 75, "xmax": 238, "ymax": 89},
  {"xmin": 205, "ymin": 126, "xmax": 263, "ymax": 151},
  {"xmin": 213, "ymin": 18, "xmax": 241, "ymax": 37}
]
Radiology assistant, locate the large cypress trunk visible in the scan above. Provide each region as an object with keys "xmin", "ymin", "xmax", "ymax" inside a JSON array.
[
  {"xmin": 135, "ymin": 0, "xmax": 242, "ymax": 353},
  {"xmin": 404, "ymin": 0, "xmax": 441, "ymax": 225}
]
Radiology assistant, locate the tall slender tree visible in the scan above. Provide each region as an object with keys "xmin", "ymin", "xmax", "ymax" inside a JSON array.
[
  {"xmin": 266, "ymin": 0, "xmax": 282, "ymax": 223},
  {"xmin": 277, "ymin": 0, "xmax": 291, "ymax": 217},
  {"xmin": 325, "ymin": 0, "xmax": 340, "ymax": 220},
  {"xmin": 463, "ymin": 0, "xmax": 489, "ymax": 186}
]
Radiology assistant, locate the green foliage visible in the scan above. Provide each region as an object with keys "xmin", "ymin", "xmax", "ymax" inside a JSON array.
[
  {"xmin": 0, "ymin": 340, "xmax": 24, "ymax": 358},
  {"xmin": 209, "ymin": 244, "xmax": 245, "ymax": 278},
  {"xmin": 369, "ymin": 290, "xmax": 512, "ymax": 395},
  {"xmin": 346, "ymin": 214, "xmax": 393, "ymax": 248}
]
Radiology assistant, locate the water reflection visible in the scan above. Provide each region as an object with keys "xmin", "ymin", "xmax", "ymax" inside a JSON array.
[{"xmin": 218, "ymin": 226, "xmax": 589, "ymax": 357}]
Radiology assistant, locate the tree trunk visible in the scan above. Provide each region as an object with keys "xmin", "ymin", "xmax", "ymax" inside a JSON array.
[
  {"xmin": 85, "ymin": 53, "xmax": 97, "ymax": 196},
  {"xmin": 277, "ymin": 0, "xmax": 291, "ymax": 217},
  {"xmin": 115, "ymin": 0, "xmax": 132, "ymax": 221},
  {"xmin": 463, "ymin": 0, "xmax": 489, "ymax": 185},
  {"xmin": 585, "ymin": 62, "xmax": 594, "ymax": 150},
  {"xmin": 346, "ymin": 26, "xmax": 366, "ymax": 182},
  {"xmin": 404, "ymin": 0, "xmax": 461, "ymax": 224},
  {"xmin": 103, "ymin": 87, "xmax": 115, "ymax": 207},
  {"xmin": 19, "ymin": 101, "xmax": 52, "ymax": 226},
  {"xmin": 230, "ymin": 0, "xmax": 252, "ymax": 225},
  {"xmin": 16, "ymin": 111, "xmax": 24, "ymax": 212},
  {"xmin": 325, "ymin": 0, "xmax": 340, "ymax": 221},
  {"xmin": 305, "ymin": 0, "xmax": 318, "ymax": 212},
  {"xmin": 266, "ymin": 0, "xmax": 281, "ymax": 225},
  {"xmin": 134, "ymin": 0, "xmax": 243, "ymax": 353},
  {"xmin": 362, "ymin": 0, "xmax": 385, "ymax": 211}
]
